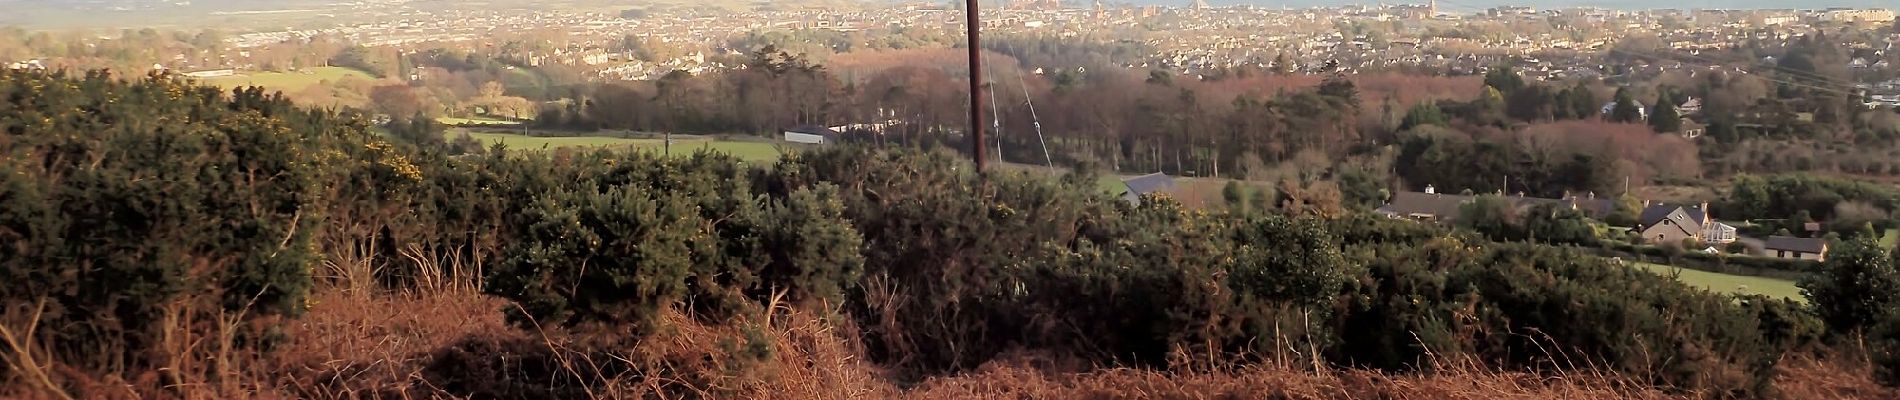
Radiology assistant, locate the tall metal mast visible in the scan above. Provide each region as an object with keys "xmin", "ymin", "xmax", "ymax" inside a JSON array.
[{"xmin": 965, "ymin": 0, "xmax": 988, "ymax": 173}]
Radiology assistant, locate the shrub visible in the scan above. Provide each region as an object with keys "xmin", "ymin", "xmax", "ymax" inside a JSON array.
[
  {"xmin": 1333, "ymin": 239, "xmax": 1795, "ymax": 395},
  {"xmin": 486, "ymin": 152, "xmax": 866, "ymax": 335},
  {"xmin": 1872, "ymin": 312, "xmax": 1900, "ymax": 385},
  {"xmin": 490, "ymin": 183, "xmax": 704, "ymax": 332},
  {"xmin": 1799, "ymin": 237, "xmax": 1900, "ymax": 335},
  {"xmin": 0, "ymin": 71, "xmax": 324, "ymax": 373}
]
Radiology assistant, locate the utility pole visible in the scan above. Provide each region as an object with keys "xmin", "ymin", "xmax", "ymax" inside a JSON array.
[{"xmin": 965, "ymin": 0, "xmax": 988, "ymax": 173}]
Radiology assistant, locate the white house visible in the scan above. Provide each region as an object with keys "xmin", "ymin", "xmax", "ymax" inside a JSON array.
[{"xmin": 782, "ymin": 125, "xmax": 840, "ymax": 145}]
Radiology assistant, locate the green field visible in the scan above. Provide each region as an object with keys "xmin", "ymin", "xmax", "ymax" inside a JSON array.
[
  {"xmin": 463, "ymin": 132, "xmax": 784, "ymax": 163},
  {"xmin": 1632, "ymin": 263, "xmax": 1805, "ymax": 302},
  {"xmin": 201, "ymin": 67, "xmax": 376, "ymax": 92},
  {"xmin": 1098, "ymin": 176, "xmax": 1130, "ymax": 195},
  {"xmin": 1883, "ymin": 229, "xmax": 1898, "ymax": 250},
  {"xmin": 438, "ymin": 116, "xmax": 521, "ymax": 126}
]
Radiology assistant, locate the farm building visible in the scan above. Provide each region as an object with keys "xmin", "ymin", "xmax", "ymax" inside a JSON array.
[
  {"xmin": 782, "ymin": 125, "xmax": 841, "ymax": 145},
  {"xmin": 1765, "ymin": 236, "xmax": 1829, "ymax": 262}
]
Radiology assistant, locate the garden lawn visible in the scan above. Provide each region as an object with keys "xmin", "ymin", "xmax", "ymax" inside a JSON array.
[{"xmin": 1631, "ymin": 262, "xmax": 1805, "ymax": 302}]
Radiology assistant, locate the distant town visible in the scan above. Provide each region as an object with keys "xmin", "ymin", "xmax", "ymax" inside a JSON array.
[{"xmin": 12, "ymin": 3, "xmax": 1895, "ymax": 91}]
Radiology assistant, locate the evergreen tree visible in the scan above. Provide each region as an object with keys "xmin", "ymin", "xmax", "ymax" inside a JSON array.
[
  {"xmin": 1318, "ymin": 73, "xmax": 1359, "ymax": 107},
  {"xmin": 1399, "ymin": 102, "xmax": 1449, "ymax": 131},
  {"xmin": 1483, "ymin": 65, "xmax": 1526, "ymax": 95},
  {"xmin": 1649, "ymin": 90, "xmax": 1683, "ymax": 133},
  {"xmin": 1609, "ymin": 87, "xmax": 1644, "ymax": 123},
  {"xmin": 1565, "ymin": 82, "xmax": 1599, "ymax": 120}
]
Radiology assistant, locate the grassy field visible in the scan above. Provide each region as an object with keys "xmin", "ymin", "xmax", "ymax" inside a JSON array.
[
  {"xmin": 463, "ymin": 132, "xmax": 784, "ymax": 163},
  {"xmin": 201, "ymin": 67, "xmax": 375, "ymax": 92},
  {"xmin": 438, "ymin": 116, "xmax": 521, "ymax": 126},
  {"xmin": 1883, "ymin": 229, "xmax": 1898, "ymax": 251},
  {"xmin": 1632, "ymin": 263, "xmax": 1805, "ymax": 302}
]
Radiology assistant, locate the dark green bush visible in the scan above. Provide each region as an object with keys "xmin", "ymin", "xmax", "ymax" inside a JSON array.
[
  {"xmin": 484, "ymin": 150, "xmax": 865, "ymax": 336},
  {"xmin": 1800, "ymin": 237, "xmax": 1900, "ymax": 335},
  {"xmin": 1333, "ymin": 232, "xmax": 1795, "ymax": 395},
  {"xmin": 0, "ymin": 71, "xmax": 330, "ymax": 373},
  {"xmin": 1872, "ymin": 312, "xmax": 1900, "ymax": 385}
]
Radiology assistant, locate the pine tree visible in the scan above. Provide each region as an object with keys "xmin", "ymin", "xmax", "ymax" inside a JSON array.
[
  {"xmin": 1609, "ymin": 87, "xmax": 1644, "ymax": 123},
  {"xmin": 1649, "ymin": 91, "xmax": 1682, "ymax": 133},
  {"xmin": 1483, "ymin": 65, "xmax": 1526, "ymax": 95},
  {"xmin": 1400, "ymin": 102, "xmax": 1448, "ymax": 131},
  {"xmin": 1566, "ymin": 82, "xmax": 1599, "ymax": 120}
]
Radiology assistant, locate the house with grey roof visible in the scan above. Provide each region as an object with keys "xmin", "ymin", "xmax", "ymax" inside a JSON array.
[
  {"xmin": 1635, "ymin": 202, "xmax": 1735, "ymax": 245},
  {"xmin": 1764, "ymin": 236, "xmax": 1828, "ymax": 262}
]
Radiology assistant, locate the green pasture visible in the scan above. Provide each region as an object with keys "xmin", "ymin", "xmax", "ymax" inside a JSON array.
[
  {"xmin": 1632, "ymin": 262, "xmax": 1805, "ymax": 302},
  {"xmin": 201, "ymin": 67, "xmax": 375, "ymax": 91}
]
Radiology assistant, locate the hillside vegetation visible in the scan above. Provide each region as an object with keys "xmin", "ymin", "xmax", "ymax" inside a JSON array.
[{"xmin": 3, "ymin": 70, "xmax": 1900, "ymax": 399}]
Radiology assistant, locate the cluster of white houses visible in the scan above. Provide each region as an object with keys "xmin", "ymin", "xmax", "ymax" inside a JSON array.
[{"xmin": 1376, "ymin": 186, "xmax": 1828, "ymax": 261}]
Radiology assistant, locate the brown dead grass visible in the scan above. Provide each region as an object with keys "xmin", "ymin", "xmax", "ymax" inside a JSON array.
[
  {"xmin": 7, "ymin": 287, "xmax": 1896, "ymax": 400},
  {"xmin": 270, "ymin": 289, "xmax": 510, "ymax": 399}
]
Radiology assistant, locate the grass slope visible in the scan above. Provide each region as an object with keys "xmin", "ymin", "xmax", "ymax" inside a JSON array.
[
  {"xmin": 1632, "ymin": 262, "xmax": 1805, "ymax": 302},
  {"xmin": 201, "ymin": 67, "xmax": 375, "ymax": 92}
]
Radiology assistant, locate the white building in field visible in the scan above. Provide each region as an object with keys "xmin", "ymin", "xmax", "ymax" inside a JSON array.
[{"xmin": 782, "ymin": 125, "xmax": 840, "ymax": 145}]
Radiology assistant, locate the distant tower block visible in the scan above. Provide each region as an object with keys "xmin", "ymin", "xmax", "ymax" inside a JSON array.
[{"xmin": 1190, "ymin": 0, "xmax": 1211, "ymax": 10}]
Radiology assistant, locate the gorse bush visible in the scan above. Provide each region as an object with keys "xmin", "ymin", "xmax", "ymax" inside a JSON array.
[
  {"xmin": 0, "ymin": 71, "xmax": 347, "ymax": 372},
  {"xmin": 1332, "ymin": 233, "xmax": 1809, "ymax": 396},
  {"xmin": 484, "ymin": 150, "xmax": 865, "ymax": 336}
]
